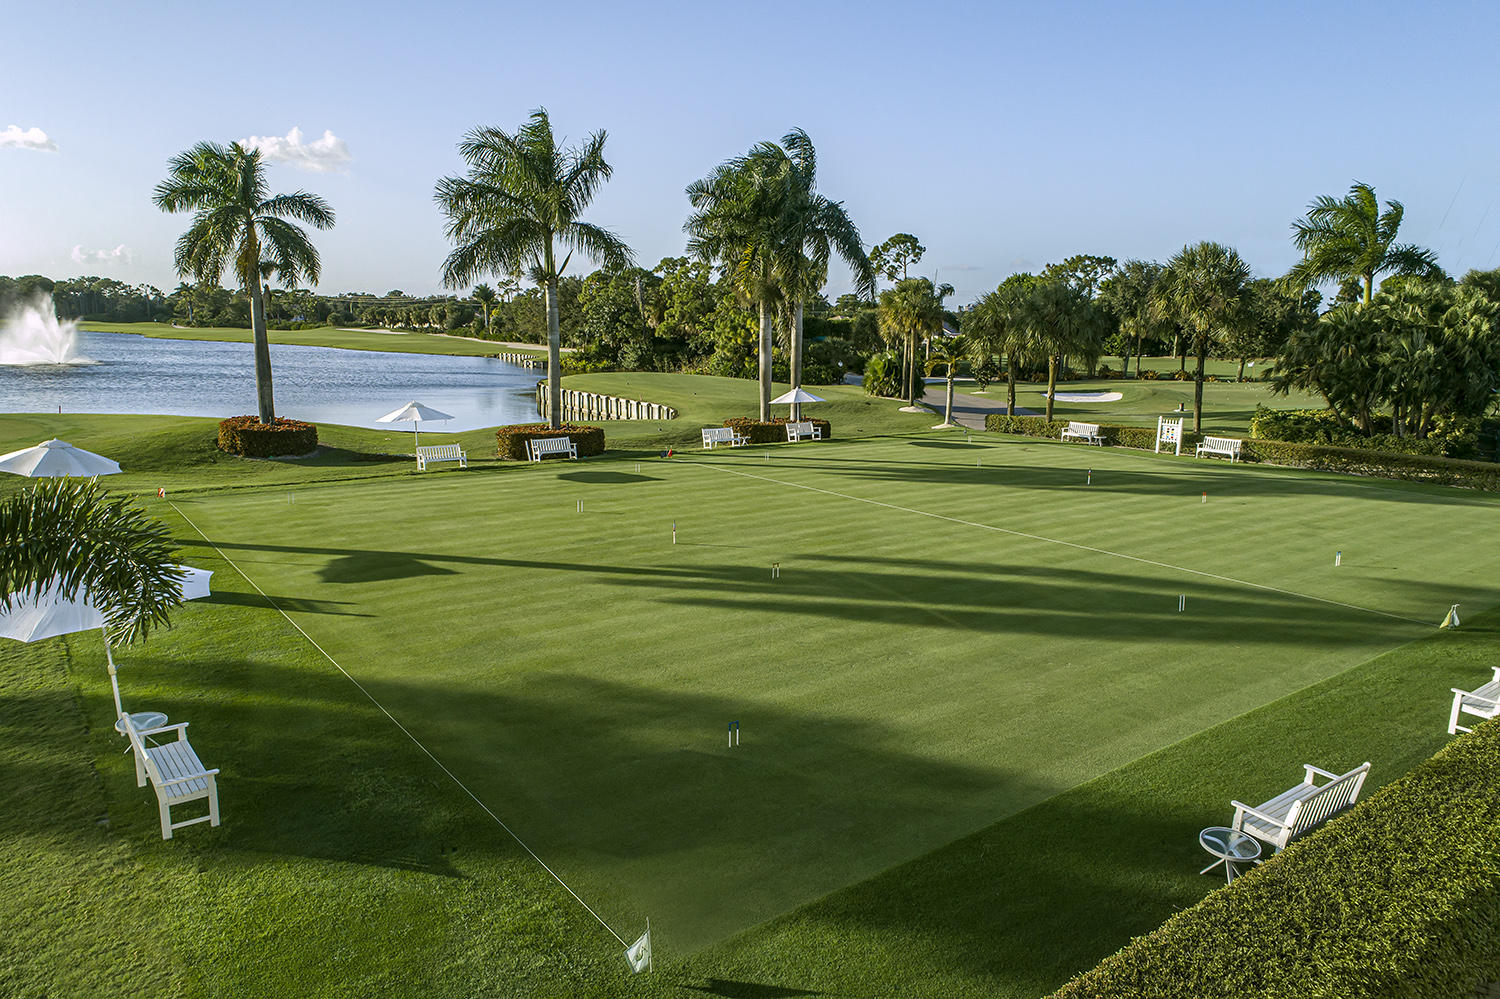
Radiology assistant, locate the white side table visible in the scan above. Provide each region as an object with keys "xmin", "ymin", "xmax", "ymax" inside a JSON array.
[
  {"xmin": 115, "ymin": 711, "xmax": 168, "ymax": 738},
  {"xmin": 1199, "ymin": 826, "xmax": 1261, "ymax": 883}
]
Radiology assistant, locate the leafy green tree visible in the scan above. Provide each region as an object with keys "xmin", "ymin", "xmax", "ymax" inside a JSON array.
[
  {"xmin": 1098, "ymin": 260, "xmax": 1167, "ymax": 377},
  {"xmin": 869, "ymin": 233, "xmax": 925, "ymax": 285},
  {"xmin": 1288, "ymin": 182, "xmax": 1443, "ymax": 304},
  {"xmin": 1230, "ymin": 278, "xmax": 1320, "ymax": 381},
  {"xmin": 435, "ymin": 109, "xmax": 632, "ymax": 429},
  {"xmin": 861, "ymin": 350, "xmax": 902, "ymax": 398},
  {"xmin": 966, "ymin": 273, "xmax": 1039, "ymax": 415},
  {"xmin": 153, "ymin": 141, "xmax": 335, "ymax": 423},
  {"xmin": 879, "ymin": 278, "xmax": 948, "ymax": 407},
  {"xmin": 472, "ymin": 283, "xmax": 497, "ymax": 337},
  {"xmin": 0, "ymin": 479, "xmax": 182, "ymax": 645},
  {"xmin": 1154, "ymin": 242, "xmax": 1253, "ymax": 432},
  {"xmin": 1042, "ymin": 254, "xmax": 1118, "ymax": 298}
]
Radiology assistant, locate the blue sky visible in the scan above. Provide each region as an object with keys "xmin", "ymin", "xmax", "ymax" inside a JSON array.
[{"xmin": 3, "ymin": 0, "xmax": 1498, "ymax": 304}]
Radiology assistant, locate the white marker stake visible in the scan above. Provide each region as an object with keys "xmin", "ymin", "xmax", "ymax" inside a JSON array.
[
  {"xmin": 577, "ymin": 499, "xmax": 583, "ymax": 513},
  {"xmin": 1087, "ymin": 469, "xmax": 1092, "ymax": 486},
  {"xmin": 1178, "ymin": 594, "xmax": 1186, "ymax": 612},
  {"xmin": 672, "ymin": 521, "xmax": 677, "ymax": 545},
  {"xmin": 1201, "ymin": 491, "xmax": 1207, "ymax": 504},
  {"xmin": 1335, "ymin": 550, "xmax": 1342, "ymax": 567}
]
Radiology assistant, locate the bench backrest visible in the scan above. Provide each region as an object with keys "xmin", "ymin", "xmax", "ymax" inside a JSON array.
[
  {"xmin": 788, "ymin": 421, "xmax": 814, "ymax": 434},
  {"xmin": 417, "ymin": 444, "xmax": 462, "ymax": 458},
  {"xmin": 1285, "ymin": 764, "xmax": 1370, "ymax": 837},
  {"xmin": 123, "ymin": 720, "xmax": 167, "ymax": 784},
  {"xmin": 703, "ymin": 427, "xmax": 736, "ymax": 442},
  {"xmin": 1203, "ymin": 436, "xmax": 1241, "ymax": 450},
  {"xmin": 531, "ymin": 437, "xmax": 573, "ymax": 452},
  {"xmin": 1067, "ymin": 422, "xmax": 1100, "ymax": 434}
]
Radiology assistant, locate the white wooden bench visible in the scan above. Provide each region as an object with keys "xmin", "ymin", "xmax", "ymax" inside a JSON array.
[
  {"xmin": 1060, "ymin": 421, "xmax": 1104, "ymax": 445},
  {"xmin": 702, "ymin": 426, "xmax": 747, "ymax": 449},
  {"xmin": 528, "ymin": 436, "xmax": 578, "ymax": 462},
  {"xmin": 415, "ymin": 443, "xmax": 467, "ymax": 471},
  {"xmin": 1196, "ymin": 435, "xmax": 1243, "ymax": 462},
  {"xmin": 1230, "ymin": 761, "xmax": 1370, "ymax": 852},
  {"xmin": 124, "ymin": 719, "xmax": 220, "ymax": 840},
  {"xmin": 1448, "ymin": 667, "xmax": 1500, "ymax": 734},
  {"xmin": 785, "ymin": 421, "xmax": 822, "ymax": 442}
]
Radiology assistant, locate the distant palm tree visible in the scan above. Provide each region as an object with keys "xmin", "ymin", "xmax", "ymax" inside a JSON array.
[
  {"xmin": 1154, "ymin": 242, "xmax": 1253, "ymax": 432},
  {"xmin": 686, "ymin": 145, "xmax": 790, "ymax": 421},
  {"xmin": 925, "ymin": 334, "xmax": 969, "ymax": 427},
  {"xmin": 1288, "ymin": 182, "xmax": 1442, "ymax": 304},
  {"xmin": 153, "ymin": 141, "xmax": 335, "ymax": 424},
  {"xmin": 0, "ymin": 479, "xmax": 182, "ymax": 646},
  {"xmin": 1024, "ymin": 279, "xmax": 1104, "ymax": 421},
  {"xmin": 435, "ymin": 109, "xmax": 632, "ymax": 429},
  {"xmin": 1098, "ymin": 260, "xmax": 1166, "ymax": 378},
  {"xmin": 878, "ymin": 278, "xmax": 950, "ymax": 408},
  {"xmin": 472, "ymin": 283, "xmax": 497, "ymax": 338},
  {"xmin": 968, "ymin": 274, "xmax": 1039, "ymax": 415}
]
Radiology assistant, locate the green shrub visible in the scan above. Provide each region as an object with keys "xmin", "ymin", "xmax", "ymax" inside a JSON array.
[
  {"xmin": 1248, "ymin": 406, "xmax": 1480, "ymax": 459},
  {"xmin": 1050, "ymin": 721, "xmax": 1500, "ymax": 999},
  {"xmin": 216, "ymin": 416, "xmax": 318, "ymax": 458},
  {"xmin": 495, "ymin": 423, "xmax": 605, "ymax": 460},
  {"xmin": 984, "ymin": 414, "xmax": 1202, "ymax": 451},
  {"xmin": 723, "ymin": 417, "xmax": 832, "ymax": 444},
  {"xmin": 862, "ymin": 352, "xmax": 902, "ymax": 398}
]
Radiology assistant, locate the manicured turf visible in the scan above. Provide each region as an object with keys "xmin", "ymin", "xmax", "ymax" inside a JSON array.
[
  {"xmin": 4, "ymin": 426, "xmax": 1498, "ymax": 996},
  {"xmin": 80, "ymin": 321, "xmax": 542, "ymax": 358}
]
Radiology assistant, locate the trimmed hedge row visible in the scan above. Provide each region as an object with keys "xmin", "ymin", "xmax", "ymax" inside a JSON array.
[
  {"xmin": 217, "ymin": 416, "xmax": 318, "ymax": 458},
  {"xmin": 984, "ymin": 414, "xmax": 1500, "ymax": 491},
  {"xmin": 495, "ymin": 423, "xmax": 605, "ymax": 460},
  {"xmin": 1050, "ymin": 721, "xmax": 1500, "ymax": 999},
  {"xmin": 724, "ymin": 417, "xmax": 833, "ymax": 445}
]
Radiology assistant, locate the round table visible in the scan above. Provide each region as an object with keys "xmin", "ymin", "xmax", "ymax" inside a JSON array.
[
  {"xmin": 1199, "ymin": 827, "xmax": 1261, "ymax": 883},
  {"xmin": 114, "ymin": 711, "xmax": 168, "ymax": 737}
]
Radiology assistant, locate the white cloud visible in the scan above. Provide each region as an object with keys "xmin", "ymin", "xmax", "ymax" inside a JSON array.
[
  {"xmin": 0, "ymin": 125, "xmax": 57, "ymax": 152},
  {"xmin": 242, "ymin": 126, "xmax": 351, "ymax": 173},
  {"xmin": 70, "ymin": 244, "xmax": 132, "ymax": 266}
]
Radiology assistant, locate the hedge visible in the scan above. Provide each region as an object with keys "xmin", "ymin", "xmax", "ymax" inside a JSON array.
[
  {"xmin": 495, "ymin": 423, "xmax": 605, "ymax": 460},
  {"xmin": 723, "ymin": 417, "xmax": 833, "ymax": 445},
  {"xmin": 983, "ymin": 414, "xmax": 1500, "ymax": 491},
  {"xmin": 1050, "ymin": 721, "xmax": 1500, "ymax": 999},
  {"xmin": 217, "ymin": 416, "xmax": 318, "ymax": 458}
]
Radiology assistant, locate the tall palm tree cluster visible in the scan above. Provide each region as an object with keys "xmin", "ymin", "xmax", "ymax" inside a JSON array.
[{"xmin": 684, "ymin": 128, "xmax": 874, "ymax": 422}]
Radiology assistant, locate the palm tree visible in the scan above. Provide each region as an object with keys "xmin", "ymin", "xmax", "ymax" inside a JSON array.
[
  {"xmin": 472, "ymin": 283, "xmax": 498, "ymax": 338},
  {"xmin": 1098, "ymin": 260, "xmax": 1166, "ymax": 378},
  {"xmin": 1288, "ymin": 182, "xmax": 1442, "ymax": 304},
  {"xmin": 0, "ymin": 479, "xmax": 182, "ymax": 645},
  {"xmin": 758, "ymin": 130, "xmax": 874, "ymax": 420},
  {"xmin": 153, "ymin": 142, "xmax": 335, "ymax": 424},
  {"xmin": 966, "ymin": 274, "xmax": 1037, "ymax": 416},
  {"xmin": 1024, "ymin": 279, "xmax": 1104, "ymax": 421},
  {"xmin": 878, "ymin": 278, "xmax": 949, "ymax": 409},
  {"xmin": 685, "ymin": 144, "xmax": 790, "ymax": 421},
  {"xmin": 1154, "ymin": 242, "xmax": 1253, "ymax": 433},
  {"xmin": 435, "ymin": 109, "xmax": 631, "ymax": 429},
  {"xmin": 925, "ymin": 334, "xmax": 969, "ymax": 428}
]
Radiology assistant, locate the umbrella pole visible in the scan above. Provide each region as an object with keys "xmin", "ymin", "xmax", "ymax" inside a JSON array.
[
  {"xmin": 103, "ymin": 627, "xmax": 123, "ymax": 721},
  {"xmin": 414, "ymin": 423, "xmax": 420, "ymax": 454}
]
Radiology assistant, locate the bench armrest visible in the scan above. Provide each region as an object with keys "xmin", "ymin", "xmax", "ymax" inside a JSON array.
[
  {"xmin": 155, "ymin": 767, "xmax": 220, "ymax": 788},
  {"xmin": 137, "ymin": 722, "xmax": 190, "ymax": 739},
  {"xmin": 1230, "ymin": 800, "xmax": 1288, "ymax": 829},
  {"xmin": 1303, "ymin": 764, "xmax": 1340, "ymax": 782},
  {"xmin": 1453, "ymin": 688, "xmax": 1500, "ymax": 707}
]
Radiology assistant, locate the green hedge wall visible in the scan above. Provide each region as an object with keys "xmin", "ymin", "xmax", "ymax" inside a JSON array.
[
  {"xmin": 983, "ymin": 414, "xmax": 1500, "ymax": 491},
  {"xmin": 495, "ymin": 423, "xmax": 605, "ymax": 460},
  {"xmin": 723, "ymin": 417, "xmax": 833, "ymax": 445},
  {"xmin": 216, "ymin": 416, "xmax": 318, "ymax": 458},
  {"xmin": 1050, "ymin": 721, "xmax": 1500, "ymax": 999}
]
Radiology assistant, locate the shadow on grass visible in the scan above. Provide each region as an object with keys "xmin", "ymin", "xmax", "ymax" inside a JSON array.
[
  {"xmin": 559, "ymin": 471, "xmax": 661, "ymax": 484},
  {"xmin": 202, "ymin": 591, "xmax": 371, "ymax": 616},
  {"xmin": 680, "ymin": 980, "xmax": 820, "ymax": 997}
]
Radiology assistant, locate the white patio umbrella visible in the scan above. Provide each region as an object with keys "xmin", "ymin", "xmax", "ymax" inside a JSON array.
[
  {"xmin": 770, "ymin": 387, "xmax": 825, "ymax": 422},
  {"xmin": 0, "ymin": 566, "xmax": 213, "ymax": 726},
  {"xmin": 0, "ymin": 438, "xmax": 121, "ymax": 478},
  {"xmin": 375, "ymin": 401, "xmax": 454, "ymax": 451}
]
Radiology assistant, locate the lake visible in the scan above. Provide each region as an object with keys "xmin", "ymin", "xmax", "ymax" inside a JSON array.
[{"xmin": 0, "ymin": 330, "xmax": 542, "ymax": 432}]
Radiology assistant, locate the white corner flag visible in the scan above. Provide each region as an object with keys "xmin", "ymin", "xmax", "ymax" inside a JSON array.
[
  {"xmin": 624, "ymin": 922, "xmax": 652, "ymax": 974},
  {"xmin": 1441, "ymin": 604, "xmax": 1461, "ymax": 629}
]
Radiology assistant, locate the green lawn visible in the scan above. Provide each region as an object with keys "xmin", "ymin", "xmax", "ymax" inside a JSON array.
[
  {"xmin": 79, "ymin": 321, "xmax": 542, "ymax": 358},
  {"xmin": 3, "ymin": 427, "xmax": 1498, "ymax": 997}
]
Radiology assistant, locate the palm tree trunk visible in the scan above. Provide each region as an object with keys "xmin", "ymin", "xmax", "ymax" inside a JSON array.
[
  {"xmin": 791, "ymin": 300, "xmax": 804, "ymax": 422},
  {"xmin": 1238, "ymin": 357, "xmax": 1247, "ymax": 381},
  {"xmin": 1045, "ymin": 356, "xmax": 1057, "ymax": 421},
  {"xmin": 906, "ymin": 332, "xmax": 920, "ymax": 407},
  {"xmin": 758, "ymin": 299, "xmax": 772, "ymax": 422},
  {"xmin": 546, "ymin": 275, "xmax": 562, "ymax": 429},
  {"xmin": 248, "ymin": 269, "xmax": 275, "ymax": 424},
  {"xmin": 1193, "ymin": 348, "xmax": 1207, "ymax": 433},
  {"xmin": 1006, "ymin": 355, "xmax": 1017, "ymax": 416},
  {"xmin": 944, "ymin": 371, "xmax": 955, "ymax": 426}
]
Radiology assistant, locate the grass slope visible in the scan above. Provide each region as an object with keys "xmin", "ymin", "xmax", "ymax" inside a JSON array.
[
  {"xmin": 3, "ymin": 430, "xmax": 1497, "ymax": 996},
  {"xmin": 80, "ymin": 321, "xmax": 541, "ymax": 358}
]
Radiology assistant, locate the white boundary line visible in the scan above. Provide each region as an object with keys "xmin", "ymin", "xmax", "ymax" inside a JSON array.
[
  {"xmin": 167, "ymin": 499, "xmax": 630, "ymax": 949},
  {"xmin": 685, "ymin": 458, "xmax": 1431, "ymax": 627}
]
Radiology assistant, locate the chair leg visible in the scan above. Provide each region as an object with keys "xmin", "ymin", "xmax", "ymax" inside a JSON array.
[
  {"xmin": 208, "ymin": 782, "xmax": 220, "ymax": 827},
  {"xmin": 159, "ymin": 801, "xmax": 173, "ymax": 840}
]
